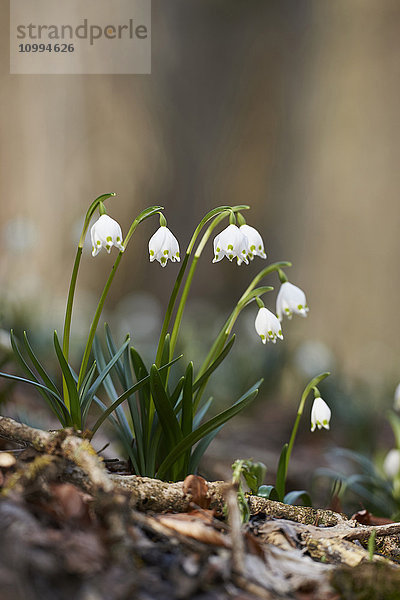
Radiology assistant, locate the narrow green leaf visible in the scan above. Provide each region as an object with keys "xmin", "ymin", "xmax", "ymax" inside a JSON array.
[
  {"xmin": 171, "ymin": 377, "xmax": 185, "ymax": 408},
  {"xmin": 188, "ymin": 426, "xmax": 222, "ymax": 473},
  {"xmin": 91, "ymin": 337, "xmax": 132, "ymax": 447},
  {"xmin": 81, "ymin": 338, "xmax": 130, "ymax": 414},
  {"xmin": 193, "ymin": 336, "xmax": 235, "ymax": 393},
  {"xmin": 193, "ymin": 396, "xmax": 213, "ymax": 428},
  {"xmin": 104, "ymin": 324, "xmax": 127, "ymax": 386},
  {"xmin": 159, "ymin": 334, "xmax": 170, "ymax": 386},
  {"xmin": 275, "ymin": 444, "xmax": 288, "ymax": 502},
  {"xmin": 181, "ymin": 363, "xmax": 193, "ymax": 437},
  {"xmin": 90, "ymin": 355, "xmax": 182, "ymax": 436},
  {"xmin": 157, "ymin": 379, "xmax": 262, "ymax": 480},
  {"xmin": 149, "ymin": 364, "xmax": 183, "ymax": 448},
  {"xmin": 10, "ymin": 331, "xmax": 68, "ymax": 425},
  {"xmin": 283, "ymin": 490, "xmax": 312, "ymax": 506},
  {"xmin": 53, "ymin": 331, "xmax": 81, "ymax": 428},
  {"xmin": 0, "ymin": 370, "xmax": 69, "ymax": 425},
  {"xmin": 22, "ymin": 332, "xmax": 60, "ymax": 398}
]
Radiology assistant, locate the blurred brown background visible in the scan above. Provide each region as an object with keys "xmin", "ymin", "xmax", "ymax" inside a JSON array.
[{"xmin": 1, "ymin": 1, "xmax": 400, "ymax": 476}]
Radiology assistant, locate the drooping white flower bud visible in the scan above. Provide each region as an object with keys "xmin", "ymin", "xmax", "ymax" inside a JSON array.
[
  {"xmin": 91, "ymin": 214, "xmax": 124, "ymax": 257},
  {"xmin": 255, "ymin": 307, "xmax": 283, "ymax": 344},
  {"xmin": 213, "ymin": 224, "xmax": 249, "ymax": 265},
  {"xmin": 276, "ymin": 282, "xmax": 309, "ymax": 321},
  {"xmin": 148, "ymin": 226, "xmax": 180, "ymax": 267},
  {"xmin": 310, "ymin": 397, "xmax": 331, "ymax": 432},
  {"xmin": 239, "ymin": 224, "xmax": 267, "ymax": 261}
]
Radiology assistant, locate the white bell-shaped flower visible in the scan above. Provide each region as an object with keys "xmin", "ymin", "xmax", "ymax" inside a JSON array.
[
  {"xmin": 255, "ymin": 307, "xmax": 283, "ymax": 344},
  {"xmin": 91, "ymin": 214, "xmax": 124, "ymax": 257},
  {"xmin": 310, "ymin": 397, "xmax": 331, "ymax": 432},
  {"xmin": 239, "ymin": 224, "xmax": 267, "ymax": 261},
  {"xmin": 276, "ymin": 282, "xmax": 309, "ymax": 321},
  {"xmin": 149, "ymin": 226, "xmax": 180, "ymax": 267},
  {"xmin": 213, "ymin": 224, "xmax": 249, "ymax": 265},
  {"xmin": 383, "ymin": 449, "xmax": 400, "ymax": 479}
]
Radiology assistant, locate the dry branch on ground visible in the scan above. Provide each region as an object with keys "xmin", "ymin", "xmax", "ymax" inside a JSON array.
[{"xmin": 1, "ymin": 415, "xmax": 400, "ymax": 600}]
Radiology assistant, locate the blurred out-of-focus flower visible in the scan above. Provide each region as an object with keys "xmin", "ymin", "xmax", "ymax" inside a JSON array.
[
  {"xmin": 276, "ymin": 282, "xmax": 309, "ymax": 321},
  {"xmin": 239, "ymin": 224, "xmax": 266, "ymax": 262},
  {"xmin": 91, "ymin": 215, "xmax": 124, "ymax": 257},
  {"xmin": 394, "ymin": 384, "xmax": 400, "ymax": 412},
  {"xmin": 310, "ymin": 397, "xmax": 331, "ymax": 432},
  {"xmin": 255, "ymin": 307, "xmax": 283, "ymax": 344},
  {"xmin": 383, "ymin": 449, "xmax": 400, "ymax": 479},
  {"xmin": 149, "ymin": 226, "xmax": 180, "ymax": 267},
  {"xmin": 213, "ymin": 224, "xmax": 249, "ymax": 265}
]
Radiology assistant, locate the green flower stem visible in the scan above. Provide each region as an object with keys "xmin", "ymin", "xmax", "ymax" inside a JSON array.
[
  {"xmin": 284, "ymin": 372, "xmax": 330, "ymax": 481},
  {"xmin": 168, "ymin": 211, "xmax": 231, "ymax": 361},
  {"xmin": 196, "ymin": 261, "xmax": 291, "ymax": 382},
  {"xmin": 62, "ymin": 193, "xmax": 116, "ymax": 410},
  {"xmin": 77, "ymin": 205, "xmax": 162, "ymax": 390},
  {"xmin": 156, "ymin": 205, "xmax": 250, "ymax": 368}
]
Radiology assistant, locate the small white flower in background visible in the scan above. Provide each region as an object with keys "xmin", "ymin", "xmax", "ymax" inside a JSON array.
[
  {"xmin": 239, "ymin": 224, "xmax": 267, "ymax": 261},
  {"xmin": 310, "ymin": 397, "xmax": 331, "ymax": 432},
  {"xmin": 383, "ymin": 449, "xmax": 400, "ymax": 479},
  {"xmin": 276, "ymin": 281, "xmax": 309, "ymax": 321},
  {"xmin": 149, "ymin": 226, "xmax": 180, "ymax": 267},
  {"xmin": 91, "ymin": 214, "xmax": 124, "ymax": 257},
  {"xmin": 255, "ymin": 307, "xmax": 283, "ymax": 344},
  {"xmin": 394, "ymin": 384, "xmax": 400, "ymax": 412},
  {"xmin": 213, "ymin": 224, "xmax": 250, "ymax": 265}
]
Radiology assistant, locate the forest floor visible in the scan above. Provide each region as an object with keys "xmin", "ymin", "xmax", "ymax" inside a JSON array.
[{"xmin": 1, "ymin": 416, "xmax": 400, "ymax": 600}]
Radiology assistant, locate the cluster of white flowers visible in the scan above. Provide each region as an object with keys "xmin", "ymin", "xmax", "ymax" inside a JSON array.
[
  {"xmin": 213, "ymin": 223, "xmax": 266, "ymax": 265},
  {"xmin": 90, "ymin": 210, "xmax": 330, "ymax": 434}
]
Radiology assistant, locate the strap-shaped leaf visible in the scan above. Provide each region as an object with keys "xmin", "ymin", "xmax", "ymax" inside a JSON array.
[
  {"xmin": 171, "ymin": 377, "xmax": 185, "ymax": 409},
  {"xmin": 181, "ymin": 363, "xmax": 193, "ymax": 438},
  {"xmin": 188, "ymin": 425, "xmax": 222, "ymax": 473},
  {"xmin": 0, "ymin": 370, "xmax": 69, "ymax": 425},
  {"xmin": 104, "ymin": 324, "xmax": 127, "ymax": 387},
  {"xmin": 81, "ymin": 338, "xmax": 130, "ymax": 415},
  {"xmin": 157, "ymin": 379, "xmax": 262, "ymax": 480},
  {"xmin": 275, "ymin": 443, "xmax": 288, "ymax": 502},
  {"xmin": 53, "ymin": 331, "xmax": 81, "ymax": 428},
  {"xmin": 130, "ymin": 346, "xmax": 151, "ymax": 445},
  {"xmin": 159, "ymin": 334, "xmax": 171, "ymax": 387},
  {"xmin": 79, "ymin": 361, "xmax": 97, "ymax": 403},
  {"xmin": 283, "ymin": 490, "xmax": 312, "ymax": 506},
  {"xmin": 193, "ymin": 396, "xmax": 213, "ymax": 428},
  {"xmin": 91, "ymin": 355, "xmax": 182, "ymax": 436},
  {"xmin": 193, "ymin": 335, "xmax": 235, "ymax": 393},
  {"xmin": 10, "ymin": 331, "xmax": 68, "ymax": 425},
  {"xmin": 91, "ymin": 336, "xmax": 131, "ymax": 441},
  {"xmin": 149, "ymin": 364, "xmax": 183, "ymax": 449},
  {"xmin": 22, "ymin": 332, "xmax": 61, "ymax": 398},
  {"xmin": 91, "ymin": 394, "xmax": 140, "ymax": 474}
]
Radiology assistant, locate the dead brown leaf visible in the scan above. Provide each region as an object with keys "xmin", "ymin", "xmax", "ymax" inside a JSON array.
[{"xmin": 156, "ymin": 513, "xmax": 230, "ymax": 547}]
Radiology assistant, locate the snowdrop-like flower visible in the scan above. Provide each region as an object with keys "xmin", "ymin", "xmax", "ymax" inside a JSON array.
[
  {"xmin": 91, "ymin": 214, "xmax": 124, "ymax": 257},
  {"xmin": 149, "ymin": 225, "xmax": 180, "ymax": 267},
  {"xmin": 255, "ymin": 307, "xmax": 283, "ymax": 344},
  {"xmin": 276, "ymin": 282, "xmax": 309, "ymax": 321},
  {"xmin": 239, "ymin": 224, "xmax": 267, "ymax": 262},
  {"xmin": 310, "ymin": 397, "xmax": 331, "ymax": 432},
  {"xmin": 383, "ymin": 449, "xmax": 400, "ymax": 479},
  {"xmin": 213, "ymin": 224, "xmax": 249, "ymax": 265}
]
